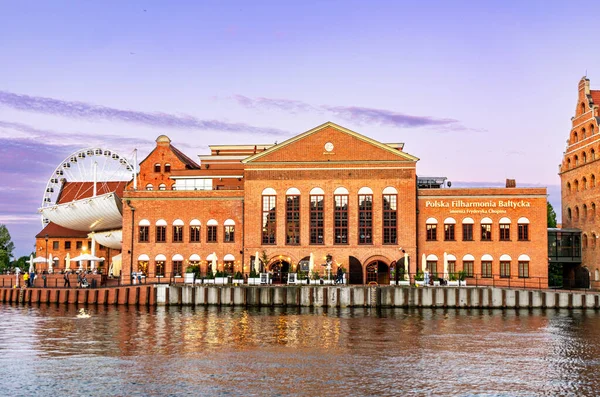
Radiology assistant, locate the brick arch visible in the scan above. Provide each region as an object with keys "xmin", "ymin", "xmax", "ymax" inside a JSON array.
[
  {"xmin": 582, "ymin": 127, "xmax": 587, "ymax": 139},
  {"xmin": 572, "ymin": 131, "xmax": 579, "ymax": 143},
  {"xmin": 264, "ymin": 251, "xmax": 300, "ymax": 268}
]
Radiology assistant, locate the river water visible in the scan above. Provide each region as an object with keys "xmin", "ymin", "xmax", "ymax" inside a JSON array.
[{"xmin": 0, "ymin": 304, "xmax": 599, "ymax": 396}]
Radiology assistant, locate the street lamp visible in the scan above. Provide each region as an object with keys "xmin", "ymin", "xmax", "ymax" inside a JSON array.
[{"xmin": 45, "ymin": 234, "xmax": 49, "ymax": 272}]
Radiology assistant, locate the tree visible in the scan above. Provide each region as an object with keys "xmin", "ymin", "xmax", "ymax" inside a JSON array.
[
  {"xmin": 0, "ymin": 224, "xmax": 15, "ymax": 270},
  {"xmin": 547, "ymin": 202, "xmax": 557, "ymax": 228}
]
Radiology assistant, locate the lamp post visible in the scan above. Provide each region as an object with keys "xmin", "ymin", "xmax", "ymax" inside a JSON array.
[{"xmin": 45, "ymin": 234, "xmax": 49, "ymax": 272}]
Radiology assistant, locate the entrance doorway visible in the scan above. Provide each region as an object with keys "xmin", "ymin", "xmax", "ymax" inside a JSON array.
[
  {"xmin": 269, "ymin": 259, "xmax": 290, "ymax": 284},
  {"xmin": 349, "ymin": 256, "xmax": 363, "ymax": 284},
  {"xmin": 366, "ymin": 261, "xmax": 390, "ymax": 284}
]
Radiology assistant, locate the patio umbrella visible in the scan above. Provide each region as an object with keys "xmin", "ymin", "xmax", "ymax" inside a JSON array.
[
  {"xmin": 422, "ymin": 253, "xmax": 427, "ymax": 273},
  {"xmin": 32, "ymin": 256, "xmax": 47, "ymax": 264},
  {"xmin": 28, "ymin": 254, "xmax": 34, "ymax": 273},
  {"xmin": 443, "ymin": 252, "xmax": 449, "ymax": 280},
  {"xmin": 48, "ymin": 254, "xmax": 53, "ymax": 273},
  {"xmin": 254, "ymin": 251, "xmax": 260, "ymax": 273},
  {"xmin": 65, "ymin": 253, "xmax": 71, "ymax": 271},
  {"xmin": 309, "ymin": 253, "xmax": 314, "ymax": 275},
  {"xmin": 404, "ymin": 251, "xmax": 409, "ymax": 280},
  {"xmin": 71, "ymin": 253, "xmax": 103, "ymax": 272},
  {"xmin": 211, "ymin": 252, "xmax": 217, "ymax": 273}
]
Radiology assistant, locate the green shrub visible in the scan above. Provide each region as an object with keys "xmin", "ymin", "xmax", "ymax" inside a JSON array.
[
  {"xmin": 234, "ymin": 271, "xmax": 243, "ymax": 280},
  {"xmin": 186, "ymin": 265, "xmax": 201, "ymax": 278}
]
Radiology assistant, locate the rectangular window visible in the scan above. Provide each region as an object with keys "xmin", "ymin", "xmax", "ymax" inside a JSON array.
[
  {"xmin": 499, "ymin": 224, "xmax": 510, "ymax": 241},
  {"xmin": 52, "ymin": 241, "xmax": 59, "ymax": 250},
  {"xmin": 448, "ymin": 261, "xmax": 456, "ymax": 276},
  {"xmin": 500, "ymin": 261, "xmax": 511, "ymax": 278},
  {"xmin": 462, "ymin": 224, "xmax": 473, "ymax": 241},
  {"xmin": 481, "ymin": 261, "xmax": 492, "ymax": 278},
  {"xmin": 518, "ymin": 224, "xmax": 529, "ymax": 241},
  {"xmin": 172, "ymin": 260, "xmax": 182, "ymax": 276},
  {"xmin": 262, "ymin": 196, "xmax": 276, "ymax": 245},
  {"xmin": 207, "ymin": 226, "xmax": 217, "ymax": 243},
  {"xmin": 427, "ymin": 261, "xmax": 437, "ymax": 277},
  {"xmin": 481, "ymin": 224, "xmax": 492, "ymax": 241},
  {"xmin": 463, "ymin": 261, "xmax": 474, "ymax": 277},
  {"xmin": 334, "ymin": 195, "xmax": 348, "ymax": 244},
  {"xmin": 426, "ymin": 224, "xmax": 437, "ymax": 241},
  {"xmin": 358, "ymin": 194, "xmax": 373, "ymax": 244},
  {"xmin": 383, "ymin": 194, "xmax": 397, "ymax": 244},
  {"xmin": 310, "ymin": 195, "xmax": 324, "ymax": 245},
  {"xmin": 139, "ymin": 226, "xmax": 149, "ymax": 242},
  {"xmin": 286, "ymin": 195, "xmax": 300, "ymax": 245},
  {"xmin": 224, "ymin": 225, "xmax": 235, "ymax": 242},
  {"xmin": 154, "ymin": 163, "xmax": 161, "ymax": 173},
  {"xmin": 173, "ymin": 226, "xmax": 183, "ymax": 242},
  {"xmin": 65, "ymin": 241, "xmax": 71, "ymax": 250},
  {"xmin": 156, "ymin": 226, "xmax": 166, "ymax": 243},
  {"xmin": 190, "ymin": 226, "xmax": 200, "ymax": 242},
  {"xmin": 518, "ymin": 261, "xmax": 529, "ymax": 278},
  {"xmin": 76, "ymin": 241, "xmax": 82, "ymax": 250},
  {"xmin": 444, "ymin": 224, "xmax": 455, "ymax": 241},
  {"xmin": 164, "ymin": 164, "xmax": 171, "ymax": 172},
  {"xmin": 155, "ymin": 261, "xmax": 165, "ymax": 277}
]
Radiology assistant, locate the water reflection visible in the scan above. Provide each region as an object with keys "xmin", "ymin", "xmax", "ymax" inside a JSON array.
[{"xmin": 0, "ymin": 304, "xmax": 599, "ymax": 395}]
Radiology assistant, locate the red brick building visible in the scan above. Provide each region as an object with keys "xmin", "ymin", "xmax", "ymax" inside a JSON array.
[
  {"xmin": 560, "ymin": 77, "xmax": 600, "ymax": 286},
  {"xmin": 121, "ymin": 122, "xmax": 548, "ymax": 286}
]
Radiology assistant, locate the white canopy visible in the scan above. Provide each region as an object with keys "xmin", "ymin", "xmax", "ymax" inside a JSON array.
[
  {"xmin": 32, "ymin": 256, "xmax": 48, "ymax": 263},
  {"xmin": 39, "ymin": 192, "xmax": 123, "ymax": 232},
  {"xmin": 223, "ymin": 254, "xmax": 235, "ymax": 261},
  {"xmin": 172, "ymin": 254, "xmax": 184, "ymax": 261},
  {"xmin": 111, "ymin": 253, "xmax": 122, "ymax": 276},
  {"xmin": 91, "ymin": 230, "xmax": 123, "ymax": 249},
  {"xmin": 71, "ymin": 253, "xmax": 104, "ymax": 261},
  {"xmin": 138, "ymin": 254, "xmax": 150, "ymax": 261},
  {"xmin": 189, "ymin": 254, "xmax": 201, "ymax": 261}
]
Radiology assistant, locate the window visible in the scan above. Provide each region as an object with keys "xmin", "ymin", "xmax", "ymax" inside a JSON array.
[
  {"xmin": 593, "ymin": 203, "xmax": 597, "ymax": 220},
  {"xmin": 334, "ymin": 191, "xmax": 349, "ymax": 244},
  {"xmin": 583, "ymin": 177, "xmax": 588, "ymax": 190},
  {"xmin": 583, "ymin": 152, "xmax": 588, "ymax": 164},
  {"xmin": 154, "ymin": 163, "xmax": 161, "ymax": 173},
  {"xmin": 286, "ymin": 190, "xmax": 300, "ymax": 245},
  {"xmin": 262, "ymin": 190, "xmax": 277, "ymax": 245},
  {"xmin": 139, "ymin": 226, "xmax": 149, "ymax": 242},
  {"xmin": 146, "ymin": 184, "xmax": 153, "ymax": 191},
  {"xmin": 65, "ymin": 241, "xmax": 71, "ymax": 250},
  {"xmin": 173, "ymin": 226, "xmax": 183, "ymax": 242},
  {"xmin": 155, "ymin": 261, "xmax": 165, "ymax": 277},
  {"xmin": 426, "ymin": 224, "xmax": 437, "ymax": 241},
  {"xmin": 156, "ymin": 226, "xmax": 166, "ymax": 242},
  {"xmin": 593, "ymin": 175, "xmax": 596, "ymax": 187},
  {"xmin": 447, "ymin": 260, "xmax": 456, "ymax": 275},
  {"xmin": 172, "ymin": 260, "xmax": 182, "ymax": 276},
  {"xmin": 190, "ymin": 225, "xmax": 201, "ymax": 242},
  {"xmin": 382, "ymin": 190, "xmax": 397, "ymax": 245},
  {"xmin": 427, "ymin": 261, "xmax": 437, "ymax": 277},
  {"xmin": 568, "ymin": 207, "xmax": 572, "ymax": 220},
  {"xmin": 53, "ymin": 241, "xmax": 59, "ymax": 250},
  {"xmin": 462, "ymin": 219, "xmax": 474, "ymax": 241},
  {"xmin": 159, "ymin": 183, "xmax": 166, "ymax": 191},
  {"xmin": 310, "ymin": 191, "xmax": 324, "ymax": 245},
  {"xmin": 518, "ymin": 217, "xmax": 530, "ymax": 241},
  {"xmin": 481, "ymin": 261, "xmax": 492, "ymax": 278},
  {"xmin": 207, "ymin": 220, "xmax": 218, "ymax": 243},
  {"xmin": 575, "ymin": 156, "xmax": 579, "ymax": 167},
  {"xmin": 584, "ymin": 204, "xmax": 588, "ymax": 219},
  {"xmin": 481, "ymin": 219, "xmax": 492, "ymax": 241},
  {"xmin": 463, "ymin": 261, "xmax": 474, "ymax": 277},
  {"xmin": 358, "ymin": 190, "xmax": 373, "ymax": 245},
  {"xmin": 76, "ymin": 241, "xmax": 82, "ymax": 250},
  {"xmin": 518, "ymin": 262, "xmax": 529, "ymax": 278},
  {"xmin": 500, "ymin": 261, "xmax": 511, "ymax": 278},
  {"xmin": 164, "ymin": 163, "xmax": 171, "ymax": 172},
  {"xmin": 224, "ymin": 219, "xmax": 235, "ymax": 243},
  {"xmin": 575, "ymin": 206, "xmax": 580, "ymax": 221},
  {"xmin": 444, "ymin": 224, "xmax": 455, "ymax": 241},
  {"xmin": 583, "ymin": 128, "xmax": 587, "ymax": 140},
  {"xmin": 575, "ymin": 180, "xmax": 579, "ymax": 192},
  {"xmin": 499, "ymin": 218, "xmax": 511, "ymax": 241}
]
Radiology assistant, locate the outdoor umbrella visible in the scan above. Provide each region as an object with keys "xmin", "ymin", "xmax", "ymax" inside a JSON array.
[
  {"xmin": 309, "ymin": 253, "xmax": 314, "ymax": 275},
  {"xmin": 32, "ymin": 256, "xmax": 47, "ymax": 264},
  {"xmin": 212, "ymin": 252, "xmax": 217, "ymax": 274},
  {"xmin": 422, "ymin": 253, "xmax": 427, "ymax": 273},
  {"xmin": 404, "ymin": 251, "xmax": 409, "ymax": 280},
  {"xmin": 28, "ymin": 254, "xmax": 34, "ymax": 273},
  {"xmin": 71, "ymin": 253, "xmax": 103, "ymax": 272},
  {"xmin": 48, "ymin": 254, "xmax": 53, "ymax": 273},
  {"xmin": 254, "ymin": 251, "xmax": 260, "ymax": 273},
  {"xmin": 443, "ymin": 252, "xmax": 449, "ymax": 280},
  {"xmin": 65, "ymin": 253, "xmax": 71, "ymax": 271}
]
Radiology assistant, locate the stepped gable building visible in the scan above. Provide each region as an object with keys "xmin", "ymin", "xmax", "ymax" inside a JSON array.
[
  {"xmin": 560, "ymin": 77, "xmax": 600, "ymax": 285},
  {"xmin": 122, "ymin": 122, "xmax": 548, "ymax": 286}
]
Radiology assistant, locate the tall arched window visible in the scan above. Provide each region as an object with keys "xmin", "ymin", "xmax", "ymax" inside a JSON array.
[
  {"xmin": 172, "ymin": 219, "xmax": 184, "ymax": 242},
  {"xmin": 573, "ymin": 132, "xmax": 578, "ymax": 143},
  {"xmin": 568, "ymin": 207, "xmax": 572, "ymax": 220},
  {"xmin": 575, "ymin": 206, "xmax": 580, "ymax": 221},
  {"xmin": 567, "ymin": 158, "xmax": 571, "ymax": 169},
  {"xmin": 444, "ymin": 217, "xmax": 456, "ymax": 241},
  {"xmin": 426, "ymin": 218, "xmax": 438, "ymax": 241},
  {"xmin": 207, "ymin": 219, "xmax": 218, "ymax": 243},
  {"xmin": 567, "ymin": 182, "xmax": 571, "ymax": 193},
  {"xmin": 581, "ymin": 102, "xmax": 586, "ymax": 115},
  {"xmin": 286, "ymin": 188, "xmax": 300, "ymax": 245},
  {"xmin": 382, "ymin": 187, "xmax": 398, "ymax": 244},
  {"xmin": 138, "ymin": 219, "xmax": 150, "ymax": 242},
  {"xmin": 583, "ymin": 233, "xmax": 588, "ymax": 248},
  {"xmin": 592, "ymin": 233, "xmax": 597, "ymax": 248},
  {"xmin": 154, "ymin": 163, "xmax": 161, "ymax": 173},
  {"xmin": 224, "ymin": 219, "xmax": 236, "ymax": 243},
  {"xmin": 155, "ymin": 219, "xmax": 167, "ymax": 243},
  {"xmin": 592, "ymin": 175, "xmax": 596, "ymax": 187},
  {"xmin": 334, "ymin": 187, "xmax": 349, "ymax": 244},
  {"xmin": 583, "ymin": 204, "xmax": 588, "ymax": 220},
  {"xmin": 575, "ymin": 155, "xmax": 579, "ymax": 166},
  {"xmin": 592, "ymin": 203, "xmax": 597, "ymax": 220},
  {"xmin": 499, "ymin": 217, "xmax": 511, "ymax": 241},
  {"xmin": 582, "ymin": 128, "xmax": 587, "ymax": 140},
  {"xmin": 262, "ymin": 188, "xmax": 277, "ymax": 245},
  {"xmin": 592, "ymin": 149, "xmax": 596, "ymax": 161},
  {"xmin": 591, "ymin": 124, "xmax": 595, "ymax": 135},
  {"xmin": 309, "ymin": 187, "xmax": 324, "ymax": 245},
  {"xmin": 358, "ymin": 187, "xmax": 373, "ymax": 244},
  {"xmin": 189, "ymin": 219, "xmax": 201, "ymax": 242},
  {"xmin": 480, "ymin": 217, "xmax": 493, "ymax": 241},
  {"xmin": 583, "ymin": 177, "xmax": 588, "ymax": 190},
  {"xmin": 583, "ymin": 152, "xmax": 588, "ymax": 164},
  {"xmin": 575, "ymin": 180, "xmax": 579, "ymax": 191}
]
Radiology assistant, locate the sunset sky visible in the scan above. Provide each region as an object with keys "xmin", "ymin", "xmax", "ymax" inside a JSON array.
[{"xmin": 1, "ymin": 1, "xmax": 598, "ymax": 256}]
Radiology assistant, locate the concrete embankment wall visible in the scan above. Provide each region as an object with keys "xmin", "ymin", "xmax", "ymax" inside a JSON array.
[
  {"xmin": 157, "ymin": 285, "xmax": 600, "ymax": 309},
  {"xmin": 2, "ymin": 285, "xmax": 599, "ymax": 309}
]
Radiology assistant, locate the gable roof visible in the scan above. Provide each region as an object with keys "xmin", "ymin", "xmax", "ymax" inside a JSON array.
[
  {"xmin": 241, "ymin": 121, "xmax": 419, "ymax": 163},
  {"xmin": 36, "ymin": 222, "xmax": 90, "ymax": 239},
  {"xmin": 170, "ymin": 144, "xmax": 201, "ymax": 169},
  {"xmin": 591, "ymin": 90, "xmax": 600, "ymax": 107}
]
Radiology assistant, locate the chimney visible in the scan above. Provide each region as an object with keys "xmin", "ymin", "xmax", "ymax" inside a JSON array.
[{"xmin": 506, "ymin": 179, "xmax": 516, "ymax": 188}]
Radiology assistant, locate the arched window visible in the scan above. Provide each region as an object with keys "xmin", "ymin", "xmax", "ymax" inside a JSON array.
[
  {"xmin": 262, "ymin": 188, "xmax": 277, "ymax": 245},
  {"xmin": 583, "ymin": 177, "xmax": 588, "ymax": 190},
  {"xmin": 582, "ymin": 128, "xmax": 587, "ymax": 140},
  {"xmin": 573, "ymin": 132, "xmax": 578, "ymax": 143},
  {"xmin": 164, "ymin": 163, "xmax": 171, "ymax": 172},
  {"xmin": 581, "ymin": 102, "xmax": 586, "ymax": 115},
  {"xmin": 592, "ymin": 175, "xmax": 596, "ymax": 187},
  {"xmin": 518, "ymin": 254, "xmax": 530, "ymax": 278},
  {"xmin": 383, "ymin": 187, "xmax": 398, "ymax": 244},
  {"xmin": 499, "ymin": 217, "xmax": 511, "ymax": 241},
  {"xmin": 591, "ymin": 124, "xmax": 595, "ymax": 135},
  {"xmin": 155, "ymin": 254, "xmax": 166, "ymax": 277},
  {"xmin": 568, "ymin": 207, "xmax": 572, "ymax": 220},
  {"xmin": 575, "ymin": 179, "xmax": 579, "ymax": 191},
  {"xmin": 426, "ymin": 218, "xmax": 438, "ymax": 241},
  {"xmin": 207, "ymin": 219, "xmax": 218, "ymax": 243},
  {"xmin": 517, "ymin": 217, "xmax": 530, "ymax": 241},
  {"xmin": 462, "ymin": 217, "xmax": 474, "ymax": 241},
  {"xmin": 499, "ymin": 254, "xmax": 511, "ymax": 278},
  {"xmin": 592, "ymin": 149, "xmax": 596, "ymax": 161},
  {"xmin": 138, "ymin": 219, "xmax": 150, "ymax": 242},
  {"xmin": 426, "ymin": 254, "xmax": 438, "ymax": 276},
  {"xmin": 583, "ymin": 204, "xmax": 588, "ymax": 220},
  {"xmin": 158, "ymin": 183, "xmax": 166, "ymax": 191},
  {"xmin": 154, "ymin": 163, "xmax": 161, "ymax": 173},
  {"xmin": 444, "ymin": 217, "xmax": 456, "ymax": 241},
  {"xmin": 567, "ymin": 158, "xmax": 571, "ymax": 169},
  {"xmin": 583, "ymin": 152, "xmax": 587, "ymax": 164},
  {"xmin": 224, "ymin": 219, "xmax": 235, "ymax": 243},
  {"xmin": 155, "ymin": 219, "xmax": 167, "ymax": 243},
  {"xmin": 593, "ymin": 233, "xmax": 597, "ymax": 248},
  {"xmin": 358, "ymin": 187, "xmax": 373, "ymax": 244},
  {"xmin": 190, "ymin": 219, "xmax": 201, "ymax": 242},
  {"xmin": 309, "ymin": 187, "xmax": 325, "ymax": 245},
  {"xmin": 575, "ymin": 206, "xmax": 580, "ymax": 221},
  {"xmin": 137, "ymin": 254, "xmax": 149, "ymax": 276},
  {"xmin": 463, "ymin": 254, "xmax": 475, "ymax": 277},
  {"xmin": 480, "ymin": 217, "xmax": 493, "ymax": 241},
  {"xmin": 592, "ymin": 203, "xmax": 596, "ymax": 220},
  {"xmin": 172, "ymin": 254, "xmax": 184, "ymax": 276},
  {"xmin": 334, "ymin": 187, "xmax": 349, "ymax": 244},
  {"xmin": 583, "ymin": 233, "xmax": 588, "ymax": 248},
  {"xmin": 567, "ymin": 182, "xmax": 571, "ymax": 192},
  {"xmin": 145, "ymin": 183, "xmax": 153, "ymax": 191},
  {"xmin": 171, "ymin": 184, "xmax": 176, "ymax": 190},
  {"xmin": 172, "ymin": 219, "xmax": 184, "ymax": 242},
  {"xmin": 286, "ymin": 188, "xmax": 300, "ymax": 245},
  {"xmin": 575, "ymin": 155, "xmax": 579, "ymax": 166}
]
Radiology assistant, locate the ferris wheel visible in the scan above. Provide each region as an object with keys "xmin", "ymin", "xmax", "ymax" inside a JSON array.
[{"xmin": 40, "ymin": 148, "xmax": 135, "ymax": 225}]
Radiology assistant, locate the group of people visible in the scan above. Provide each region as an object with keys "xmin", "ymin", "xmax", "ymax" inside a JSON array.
[{"xmin": 20, "ymin": 270, "xmax": 48, "ymax": 288}]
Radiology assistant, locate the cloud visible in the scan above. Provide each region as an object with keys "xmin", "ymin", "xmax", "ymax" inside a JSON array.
[
  {"xmin": 231, "ymin": 95, "xmax": 477, "ymax": 131},
  {"xmin": 0, "ymin": 90, "xmax": 289, "ymax": 136}
]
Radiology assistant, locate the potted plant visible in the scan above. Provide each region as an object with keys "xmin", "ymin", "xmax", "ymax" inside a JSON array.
[
  {"xmin": 214, "ymin": 270, "xmax": 229, "ymax": 285},
  {"xmin": 458, "ymin": 270, "xmax": 467, "ymax": 286},
  {"xmin": 310, "ymin": 270, "xmax": 321, "ymax": 285},
  {"xmin": 447, "ymin": 272, "xmax": 459, "ymax": 286},
  {"xmin": 185, "ymin": 265, "xmax": 200, "ymax": 284},
  {"xmin": 233, "ymin": 271, "xmax": 244, "ymax": 285},
  {"xmin": 259, "ymin": 250, "xmax": 270, "ymax": 284},
  {"xmin": 204, "ymin": 270, "xmax": 215, "ymax": 284},
  {"xmin": 414, "ymin": 270, "xmax": 426, "ymax": 287},
  {"xmin": 248, "ymin": 268, "xmax": 261, "ymax": 285}
]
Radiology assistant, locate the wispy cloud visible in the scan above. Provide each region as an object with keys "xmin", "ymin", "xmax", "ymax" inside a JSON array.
[
  {"xmin": 231, "ymin": 95, "xmax": 478, "ymax": 131},
  {"xmin": 0, "ymin": 91, "xmax": 289, "ymax": 136}
]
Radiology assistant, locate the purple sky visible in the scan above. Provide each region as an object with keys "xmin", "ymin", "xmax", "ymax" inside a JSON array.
[{"xmin": 0, "ymin": 1, "xmax": 595, "ymax": 256}]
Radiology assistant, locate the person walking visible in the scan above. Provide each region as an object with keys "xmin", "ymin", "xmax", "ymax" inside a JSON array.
[
  {"xmin": 77, "ymin": 272, "xmax": 82, "ymax": 288},
  {"xmin": 23, "ymin": 272, "xmax": 29, "ymax": 288},
  {"xmin": 64, "ymin": 271, "xmax": 71, "ymax": 287},
  {"xmin": 42, "ymin": 271, "xmax": 47, "ymax": 288}
]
